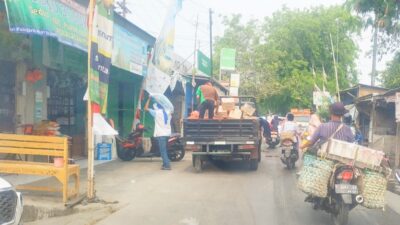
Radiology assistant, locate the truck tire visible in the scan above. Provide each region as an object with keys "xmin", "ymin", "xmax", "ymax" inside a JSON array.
[
  {"xmin": 249, "ymin": 159, "xmax": 258, "ymax": 171},
  {"xmin": 193, "ymin": 156, "xmax": 203, "ymax": 173}
]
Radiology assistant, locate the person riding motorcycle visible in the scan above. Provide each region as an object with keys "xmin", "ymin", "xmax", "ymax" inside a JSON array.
[
  {"xmin": 260, "ymin": 116, "xmax": 272, "ymax": 143},
  {"xmin": 301, "ymin": 102, "xmax": 354, "ymax": 151},
  {"xmin": 281, "ymin": 113, "xmax": 299, "ymax": 145}
]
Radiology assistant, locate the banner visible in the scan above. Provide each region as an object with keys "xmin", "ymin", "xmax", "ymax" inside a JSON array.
[
  {"xmin": 5, "ymin": 0, "xmax": 87, "ymax": 51},
  {"xmin": 89, "ymin": 1, "xmax": 114, "ymax": 114},
  {"xmin": 220, "ymin": 48, "xmax": 236, "ymax": 71},
  {"xmin": 313, "ymin": 91, "xmax": 331, "ymax": 106},
  {"xmin": 152, "ymin": 0, "xmax": 182, "ymax": 74},
  {"xmin": 112, "ymin": 24, "xmax": 149, "ymax": 76},
  {"xmin": 197, "ymin": 50, "xmax": 211, "ymax": 76},
  {"xmin": 145, "ymin": 64, "xmax": 171, "ymax": 95}
]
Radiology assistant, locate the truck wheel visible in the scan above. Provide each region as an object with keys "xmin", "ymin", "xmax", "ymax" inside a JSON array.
[
  {"xmin": 193, "ymin": 156, "xmax": 203, "ymax": 173},
  {"xmin": 249, "ymin": 159, "xmax": 258, "ymax": 171}
]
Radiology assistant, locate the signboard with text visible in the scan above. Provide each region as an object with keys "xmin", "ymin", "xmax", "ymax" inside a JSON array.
[
  {"xmin": 112, "ymin": 24, "xmax": 149, "ymax": 76},
  {"xmin": 5, "ymin": 0, "xmax": 87, "ymax": 50},
  {"xmin": 197, "ymin": 50, "xmax": 211, "ymax": 76},
  {"xmin": 220, "ymin": 48, "xmax": 236, "ymax": 71}
]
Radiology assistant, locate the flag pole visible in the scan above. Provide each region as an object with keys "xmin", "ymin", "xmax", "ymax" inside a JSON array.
[{"xmin": 87, "ymin": 0, "xmax": 95, "ymax": 200}]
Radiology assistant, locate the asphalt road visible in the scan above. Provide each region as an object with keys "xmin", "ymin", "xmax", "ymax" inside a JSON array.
[{"xmin": 92, "ymin": 149, "xmax": 400, "ymax": 225}]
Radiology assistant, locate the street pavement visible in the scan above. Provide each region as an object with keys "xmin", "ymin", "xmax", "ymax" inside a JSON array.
[{"xmin": 87, "ymin": 149, "xmax": 400, "ymax": 225}]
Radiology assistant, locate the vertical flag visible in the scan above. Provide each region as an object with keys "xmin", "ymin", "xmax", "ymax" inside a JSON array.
[
  {"xmin": 89, "ymin": 0, "xmax": 114, "ymax": 114},
  {"xmin": 152, "ymin": 0, "xmax": 182, "ymax": 74},
  {"xmin": 322, "ymin": 66, "xmax": 328, "ymax": 92}
]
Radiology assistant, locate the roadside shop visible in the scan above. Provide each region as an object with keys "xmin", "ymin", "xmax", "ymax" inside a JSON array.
[{"xmin": 0, "ymin": 0, "xmax": 155, "ymax": 159}]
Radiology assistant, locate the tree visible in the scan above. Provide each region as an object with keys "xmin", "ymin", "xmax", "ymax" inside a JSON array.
[
  {"xmin": 346, "ymin": 0, "xmax": 400, "ymax": 54},
  {"xmin": 213, "ymin": 6, "xmax": 362, "ymax": 113},
  {"xmin": 381, "ymin": 52, "xmax": 400, "ymax": 88}
]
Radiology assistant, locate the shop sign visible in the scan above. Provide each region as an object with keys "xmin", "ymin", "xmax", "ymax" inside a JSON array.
[
  {"xmin": 220, "ymin": 48, "xmax": 236, "ymax": 71},
  {"xmin": 230, "ymin": 73, "xmax": 240, "ymax": 88},
  {"xmin": 112, "ymin": 24, "xmax": 149, "ymax": 76},
  {"xmin": 5, "ymin": 0, "xmax": 87, "ymax": 51},
  {"xmin": 197, "ymin": 50, "xmax": 211, "ymax": 76}
]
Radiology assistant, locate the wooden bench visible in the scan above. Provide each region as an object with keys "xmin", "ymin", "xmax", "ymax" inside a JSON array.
[{"xmin": 0, "ymin": 133, "xmax": 80, "ymax": 203}]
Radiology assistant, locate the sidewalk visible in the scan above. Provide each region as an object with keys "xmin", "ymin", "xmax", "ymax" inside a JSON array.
[{"xmin": 1, "ymin": 158, "xmax": 114, "ymax": 186}]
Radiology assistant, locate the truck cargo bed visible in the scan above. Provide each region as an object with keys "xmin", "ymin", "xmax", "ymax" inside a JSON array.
[{"xmin": 183, "ymin": 119, "xmax": 260, "ymax": 144}]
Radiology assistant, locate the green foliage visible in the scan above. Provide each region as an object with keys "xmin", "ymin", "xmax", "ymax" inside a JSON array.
[
  {"xmin": 346, "ymin": 0, "xmax": 400, "ymax": 54},
  {"xmin": 214, "ymin": 6, "xmax": 361, "ymax": 114},
  {"xmin": 381, "ymin": 52, "xmax": 400, "ymax": 88}
]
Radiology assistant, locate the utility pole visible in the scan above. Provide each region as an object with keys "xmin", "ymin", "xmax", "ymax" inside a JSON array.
[
  {"xmin": 371, "ymin": 21, "xmax": 378, "ymax": 86},
  {"xmin": 87, "ymin": 0, "xmax": 95, "ymax": 201},
  {"xmin": 192, "ymin": 15, "xmax": 199, "ymax": 111},
  {"xmin": 209, "ymin": 8, "xmax": 213, "ymax": 78}
]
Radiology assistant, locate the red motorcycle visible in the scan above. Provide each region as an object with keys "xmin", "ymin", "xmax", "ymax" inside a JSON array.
[{"xmin": 116, "ymin": 124, "xmax": 185, "ymax": 162}]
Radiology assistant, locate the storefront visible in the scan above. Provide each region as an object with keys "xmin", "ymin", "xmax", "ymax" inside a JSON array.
[{"xmin": 0, "ymin": 0, "xmax": 155, "ymax": 158}]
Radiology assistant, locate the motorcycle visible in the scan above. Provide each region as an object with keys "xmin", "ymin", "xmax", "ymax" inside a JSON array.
[
  {"xmin": 279, "ymin": 132, "xmax": 299, "ymax": 169},
  {"xmin": 306, "ymin": 164, "xmax": 361, "ymax": 225},
  {"xmin": 267, "ymin": 130, "xmax": 280, "ymax": 149},
  {"xmin": 116, "ymin": 124, "xmax": 185, "ymax": 162}
]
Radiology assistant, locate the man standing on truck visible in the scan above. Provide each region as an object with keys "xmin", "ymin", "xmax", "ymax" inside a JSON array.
[{"xmin": 196, "ymin": 81, "xmax": 219, "ymax": 119}]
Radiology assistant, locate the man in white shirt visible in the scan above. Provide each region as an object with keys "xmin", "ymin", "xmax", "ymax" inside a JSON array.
[
  {"xmin": 145, "ymin": 97, "xmax": 172, "ymax": 170},
  {"xmin": 281, "ymin": 113, "xmax": 299, "ymax": 145}
]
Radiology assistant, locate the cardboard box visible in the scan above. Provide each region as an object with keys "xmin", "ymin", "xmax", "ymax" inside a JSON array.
[
  {"xmin": 241, "ymin": 103, "xmax": 256, "ymax": 116},
  {"xmin": 221, "ymin": 98, "xmax": 236, "ymax": 111},
  {"xmin": 228, "ymin": 108, "xmax": 243, "ymax": 119},
  {"xmin": 214, "ymin": 111, "xmax": 228, "ymax": 120}
]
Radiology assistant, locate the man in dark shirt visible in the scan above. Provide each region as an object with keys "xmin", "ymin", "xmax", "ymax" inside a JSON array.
[
  {"xmin": 271, "ymin": 115, "xmax": 280, "ymax": 132},
  {"xmin": 197, "ymin": 81, "xmax": 219, "ymax": 119},
  {"xmin": 301, "ymin": 102, "xmax": 354, "ymax": 150},
  {"xmin": 260, "ymin": 116, "xmax": 271, "ymax": 140}
]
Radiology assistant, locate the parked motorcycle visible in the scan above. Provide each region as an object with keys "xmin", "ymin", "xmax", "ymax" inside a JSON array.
[
  {"xmin": 116, "ymin": 124, "xmax": 185, "ymax": 162},
  {"xmin": 306, "ymin": 164, "xmax": 361, "ymax": 225},
  {"xmin": 279, "ymin": 132, "xmax": 299, "ymax": 169},
  {"xmin": 267, "ymin": 130, "xmax": 280, "ymax": 149}
]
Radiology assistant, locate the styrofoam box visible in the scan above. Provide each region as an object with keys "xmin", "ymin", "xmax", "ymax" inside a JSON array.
[
  {"xmin": 319, "ymin": 139, "xmax": 358, "ymax": 160},
  {"xmin": 356, "ymin": 146, "xmax": 385, "ymax": 167}
]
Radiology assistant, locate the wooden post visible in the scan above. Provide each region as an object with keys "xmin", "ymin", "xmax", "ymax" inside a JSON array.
[
  {"xmin": 396, "ymin": 122, "xmax": 400, "ymax": 169},
  {"xmin": 87, "ymin": 0, "xmax": 95, "ymax": 200},
  {"xmin": 330, "ymin": 33, "xmax": 340, "ymax": 102}
]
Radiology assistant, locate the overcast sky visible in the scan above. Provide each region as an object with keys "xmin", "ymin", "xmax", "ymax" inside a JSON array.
[{"xmin": 125, "ymin": 0, "xmax": 391, "ymax": 86}]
